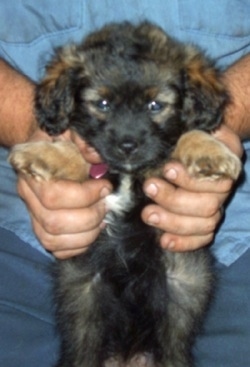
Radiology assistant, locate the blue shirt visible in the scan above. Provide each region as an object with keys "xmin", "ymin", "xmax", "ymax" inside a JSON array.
[
  {"xmin": 1, "ymin": 0, "xmax": 250, "ymax": 80},
  {"xmin": 0, "ymin": 0, "xmax": 250, "ymax": 264}
]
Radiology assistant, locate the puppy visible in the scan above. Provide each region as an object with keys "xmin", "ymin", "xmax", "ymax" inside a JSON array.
[{"xmin": 9, "ymin": 22, "xmax": 241, "ymax": 367}]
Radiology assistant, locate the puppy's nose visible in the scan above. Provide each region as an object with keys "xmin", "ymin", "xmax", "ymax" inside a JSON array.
[{"xmin": 118, "ymin": 139, "xmax": 138, "ymax": 155}]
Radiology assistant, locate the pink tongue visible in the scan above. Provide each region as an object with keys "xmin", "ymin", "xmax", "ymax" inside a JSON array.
[{"xmin": 89, "ymin": 163, "xmax": 109, "ymax": 179}]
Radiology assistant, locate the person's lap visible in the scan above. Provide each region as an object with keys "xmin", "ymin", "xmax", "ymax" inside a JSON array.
[
  {"xmin": 0, "ymin": 228, "xmax": 59, "ymax": 367},
  {"xmin": 195, "ymin": 250, "xmax": 250, "ymax": 366},
  {"xmin": 0, "ymin": 226, "xmax": 249, "ymax": 366}
]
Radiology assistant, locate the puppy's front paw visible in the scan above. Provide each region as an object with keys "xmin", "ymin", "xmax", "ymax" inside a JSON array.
[
  {"xmin": 172, "ymin": 130, "xmax": 241, "ymax": 180},
  {"xmin": 9, "ymin": 141, "xmax": 89, "ymax": 182}
]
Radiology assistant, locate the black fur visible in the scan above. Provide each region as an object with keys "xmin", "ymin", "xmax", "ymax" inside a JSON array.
[{"xmin": 35, "ymin": 22, "xmax": 228, "ymax": 366}]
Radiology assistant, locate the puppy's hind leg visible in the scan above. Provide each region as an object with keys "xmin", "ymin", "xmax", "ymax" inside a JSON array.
[
  {"xmin": 158, "ymin": 251, "xmax": 213, "ymax": 367},
  {"xmin": 55, "ymin": 264, "xmax": 106, "ymax": 367}
]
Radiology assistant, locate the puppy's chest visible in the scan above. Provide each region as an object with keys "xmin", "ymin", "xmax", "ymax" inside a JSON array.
[
  {"xmin": 105, "ymin": 174, "xmax": 135, "ymax": 214},
  {"xmin": 105, "ymin": 174, "xmax": 146, "ymax": 237},
  {"xmin": 98, "ymin": 173, "xmax": 162, "ymax": 282}
]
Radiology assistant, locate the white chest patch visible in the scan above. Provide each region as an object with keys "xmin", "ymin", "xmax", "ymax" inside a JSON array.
[{"xmin": 104, "ymin": 174, "xmax": 134, "ymax": 217}]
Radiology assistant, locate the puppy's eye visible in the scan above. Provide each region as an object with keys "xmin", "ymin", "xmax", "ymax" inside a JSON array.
[
  {"xmin": 95, "ymin": 99, "xmax": 111, "ymax": 112},
  {"xmin": 148, "ymin": 101, "xmax": 163, "ymax": 113}
]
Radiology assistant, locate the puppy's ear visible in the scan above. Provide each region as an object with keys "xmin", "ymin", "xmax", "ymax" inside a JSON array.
[
  {"xmin": 182, "ymin": 47, "xmax": 228, "ymax": 131},
  {"xmin": 35, "ymin": 46, "xmax": 87, "ymax": 136}
]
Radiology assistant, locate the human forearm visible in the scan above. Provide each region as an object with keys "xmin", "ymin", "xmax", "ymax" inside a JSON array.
[
  {"xmin": 223, "ymin": 54, "xmax": 250, "ymax": 140},
  {"xmin": 0, "ymin": 59, "xmax": 37, "ymax": 146}
]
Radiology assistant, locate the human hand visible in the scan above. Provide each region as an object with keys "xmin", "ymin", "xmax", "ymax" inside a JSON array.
[
  {"xmin": 17, "ymin": 128, "xmax": 112, "ymax": 259},
  {"xmin": 141, "ymin": 125, "xmax": 243, "ymax": 252}
]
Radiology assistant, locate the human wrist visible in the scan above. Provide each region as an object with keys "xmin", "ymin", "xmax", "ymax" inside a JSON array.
[
  {"xmin": 0, "ymin": 59, "xmax": 37, "ymax": 146},
  {"xmin": 222, "ymin": 55, "xmax": 250, "ymax": 140},
  {"xmin": 212, "ymin": 125, "xmax": 243, "ymax": 159}
]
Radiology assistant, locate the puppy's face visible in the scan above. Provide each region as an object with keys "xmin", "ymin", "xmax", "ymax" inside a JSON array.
[
  {"xmin": 76, "ymin": 66, "xmax": 183, "ymax": 172},
  {"xmin": 36, "ymin": 22, "xmax": 228, "ymax": 173}
]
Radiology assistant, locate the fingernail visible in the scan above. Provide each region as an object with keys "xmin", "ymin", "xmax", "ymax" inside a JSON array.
[
  {"xmin": 86, "ymin": 146, "xmax": 96, "ymax": 153},
  {"xmin": 164, "ymin": 168, "xmax": 177, "ymax": 181},
  {"xmin": 161, "ymin": 236, "xmax": 176, "ymax": 250},
  {"xmin": 100, "ymin": 186, "xmax": 111, "ymax": 198},
  {"xmin": 145, "ymin": 183, "xmax": 158, "ymax": 197},
  {"xmin": 147, "ymin": 213, "xmax": 160, "ymax": 225},
  {"xmin": 167, "ymin": 241, "xmax": 176, "ymax": 250},
  {"xmin": 100, "ymin": 221, "xmax": 107, "ymax": 230}
]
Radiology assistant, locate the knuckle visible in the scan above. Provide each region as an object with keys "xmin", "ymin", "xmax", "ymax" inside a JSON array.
[
  {"xmin": 222, "ymin": 179, "xmax": 234, "ymax": 192},
  {"xmin": 203, "ymin": 217, "xmax": 217, "ymax": 234},
  {"xmin": 185, "ymin": 233, "xmax": 214, "ymax": 251},
  {"xmin": 40, "ymin": 233, "xmax": 57, "ymax": 252},
  {"xmin": 53, "ymin": 251, "xmax": 70, "ymax": 260},
  {"xmin": 161, "ymin": 215, "xmax": 182, "ymax": 235},
  {"xmin": 203, "ymin": 197, "xmax": 221, "ymax": 217},
  {"xmin": 41, "ymin": 213, "xmax": 61, "ymax": 235},
  {"xmin": 32, "ymin": 219, "xmax": 56, "ymax": 251},
  {"xmin": 39, "ymin": 187, "xmax": 58, "ymax": 209},
  {"xmin": 204, "ymin": 233, "xmax": 214, "ymax": 245},
  {"xmin": 172, "ymin": 221, "xmax": 183, "ymax": 235}
]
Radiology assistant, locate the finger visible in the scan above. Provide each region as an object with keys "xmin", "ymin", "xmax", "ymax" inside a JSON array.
[
  {"xmin": 81, "ymin": 145, "xmax": 103, "ymax": 164},
  {"xmin": 17, "ymin": 176, "xmax": 112, "ymax": 210},
  {"xmin": 32, "ymin": 217, "xmax": 102, "ymax": 256},
  {"xmin": 64, "ymin": 130, "xmax": 103, "ymax": 164},
  {"xmin": 212, "ymin": 124, "xmax": 243, "ymax": 157},
  {"xmin": 159, "ymin": 232, "xmax": 215, "ymax": 252},
  {"xmin": 141, "ymin": 204, "xmax": 222, "ymax": 236},
  {"xmin": 53, "ymin": 248, "xmax": 90, "ymax": 260},
  {"xmin": 28, "ymin": 128, "xmax": 53, "ymax": 142},
  {"xmin": 143, "ymin": 178, "xmax": 226, "ymax": 217},
  {"xmin": 48, "ymin": 129, "xmax": 103, "ymax": 164},
  {"xmin": 20, "ymin": 182, "xmax": 107, "ymax": 235},
  {"xmin": 39, "ymin": 202, "xmax": 106, "ymax": 236},
  {"xmin": 162, "ymin": 161, "xmax": 235, "ymax": 193}
]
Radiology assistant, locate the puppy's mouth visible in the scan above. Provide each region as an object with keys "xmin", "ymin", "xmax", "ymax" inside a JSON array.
[
  {"xmin": 87, "ymin": 137, "xmax": 171, "ymax": 174},
  {"xmin": 89, "ymin": 163, "xmax": 109, "ymax": 179},
  {"xmin": 89, "ymin": 160, "xmax": 148, "ymax": 178},
  {"xmin": 96, "ymin": 154, "xmax": 160, "ymax": 174},
  {"xmin": 99, "ymin": 148, "xmax": 149, "ymax": 173}
]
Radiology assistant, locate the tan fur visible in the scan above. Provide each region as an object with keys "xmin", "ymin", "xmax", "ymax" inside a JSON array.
[
  {"xmin": 9, "ymin": 141, "xmax": 89, "ymax": 182},
  {"xmin": 171, "ymin": 130, "xmax": 241, "ymax": 180},
  {"xmin": 186, "ymin": 57, "xmax": 223, "ymax": 92},
  {"xmin": 9, "ymin": 130, "xmax": 241, "ymax": 184}
]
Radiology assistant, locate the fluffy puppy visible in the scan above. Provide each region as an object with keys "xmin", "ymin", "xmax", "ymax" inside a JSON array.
[{"xmin": 9, "ymin": 22, "xmax": 241, "ymax": 367}]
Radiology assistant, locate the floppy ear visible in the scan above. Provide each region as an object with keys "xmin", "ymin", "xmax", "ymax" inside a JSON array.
[
  {"xmin": 182, "ymin": 48, "xmax": 228, "ymax": 131},
  {"xmin": 35, "ymin": 46, "xmax": 87, "ymax": 136}
]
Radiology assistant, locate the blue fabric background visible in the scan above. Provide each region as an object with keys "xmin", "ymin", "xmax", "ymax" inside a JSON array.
[{"xmin": 0, "ymin": 1, "xmax": 250, "ymax": 365}]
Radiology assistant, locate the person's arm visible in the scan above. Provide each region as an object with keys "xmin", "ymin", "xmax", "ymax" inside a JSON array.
[
  {"xmin": 0, "ymin": 59, "xmax": 37, "ymax": 146},
  {"xmin": 223, "ymin": 54, "xmax": 250, "ymax": 139},
  {"xmin": 0, "ymin": 60, "xmax": 112, "ymax": 258}
]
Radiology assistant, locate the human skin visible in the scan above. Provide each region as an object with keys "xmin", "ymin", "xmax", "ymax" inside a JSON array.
[{"xmin": 0, "ymin": 57, "xmax": 246, "ymax": 258}]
